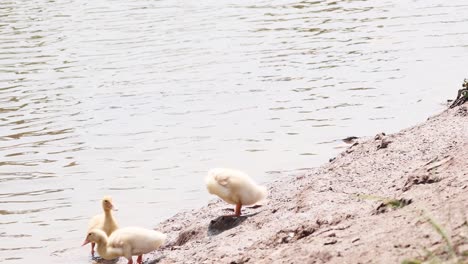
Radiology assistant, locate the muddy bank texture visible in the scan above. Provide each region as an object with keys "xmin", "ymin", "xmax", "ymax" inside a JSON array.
[{"xmin": 150, "ymin": 105, "xmax": 468, "ymax": 264}]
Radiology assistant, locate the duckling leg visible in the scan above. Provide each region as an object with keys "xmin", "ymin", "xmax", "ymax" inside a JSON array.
[
  {"xmin": 126, "ymin": 257, "xmax": 133, "ymax": 264},
  {"xmin": 90, "ymin": 243, "xmax": 95, "ymax": 256},
  {"xmin": 223, "ymin": 203, "xmax": 242, "ymax": 217},
  {"xmin": 234, "ymin": 203, "xmax": 242, "ymax": 216},
  {"xmin": 137, "ymin": 255, "xmax": 143, "ymax": 263}
]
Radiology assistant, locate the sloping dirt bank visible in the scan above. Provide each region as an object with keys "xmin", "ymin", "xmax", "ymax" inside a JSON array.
[{"xmin": 150, "ymin": 104, "xmax": 468, "ymax": 264}]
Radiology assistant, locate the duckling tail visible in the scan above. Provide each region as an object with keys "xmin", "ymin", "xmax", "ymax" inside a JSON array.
[
  {"xmin": 257, "ymin": 185, "xmax": 268, "ymax": 204},
  {"xmin": 154, "ymin": 232, "xmax": 167, "ymax": 248}
]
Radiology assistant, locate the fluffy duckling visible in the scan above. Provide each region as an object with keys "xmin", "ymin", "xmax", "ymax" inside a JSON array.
[
  {"xmin": 82, "ymin": 227, "xmax": 166, "ymax": 264},
  {"xmin": 87, "ymin": 196, "xmax": 119, "ymax": 256},
  {"xmin": 205, "ymin": 168, "xmax": 268, "ymax": 216}
]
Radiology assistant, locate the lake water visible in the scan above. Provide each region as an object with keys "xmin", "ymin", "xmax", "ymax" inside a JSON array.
[{"xmin": 1, "ymin": 0, "xmax": 467, "ymax": 263}]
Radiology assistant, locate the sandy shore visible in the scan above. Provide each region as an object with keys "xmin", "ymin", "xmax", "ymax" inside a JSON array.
[{"xmin": 143, "ymin": 104, "xmax": 468, "ymax": 264}]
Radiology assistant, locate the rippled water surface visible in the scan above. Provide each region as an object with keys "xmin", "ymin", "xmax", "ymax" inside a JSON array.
[{"xmin": 1, "ymin": 0, "xmax": 467, "ymax": 262}]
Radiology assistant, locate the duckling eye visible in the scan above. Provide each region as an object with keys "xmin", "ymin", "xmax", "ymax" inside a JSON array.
[
  {"xmin": 104, "ymin": 200, "xmax": 109, "ymax": 203},
  {"xmin": 88, "ymin": 233, "xmax": 91, "ymax": 236}
]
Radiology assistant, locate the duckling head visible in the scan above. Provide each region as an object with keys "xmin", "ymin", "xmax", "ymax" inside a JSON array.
[
  {"xmin": 82, "ymin": 229, "xmax": 106, "ymax": 246},
  {"xmin": 101, "ymin": 196, "xmax": 118, "ymax": 212}
]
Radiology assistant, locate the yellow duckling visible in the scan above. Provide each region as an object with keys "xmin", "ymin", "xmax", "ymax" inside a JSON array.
[
  {"xmin": 87, "ymin": 196, "xmax": 119, "ymax": 256},
  {"xmin": 82, "ymin": 227, "xmax": 166, "ymax": 264},
  {"xmin": 205, "ymin": 168, "xmax": 268, "ymax": 216}
]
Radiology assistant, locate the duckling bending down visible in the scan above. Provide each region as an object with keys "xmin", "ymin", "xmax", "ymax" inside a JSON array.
[
  {"xmin": 87, "ymin": 196, "xmax": 119, "ymax": 256},
  {"xmin": 82, "ymin": 227, "xmax": 166, "ymax": 264},
  {"xmin": 205, "ymin": 168, "xmax": 268, "ymax": 216}
]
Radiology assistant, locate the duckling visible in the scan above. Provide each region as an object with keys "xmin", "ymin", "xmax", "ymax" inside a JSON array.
[
  {"xmin": 87, "ymin": 196, "xmax": 119, "ymax": 256},
  {"xmin": 82, "ymin": 227, "xmax": 166, "ymax": 264},
  {"xmin": 205, "ymin": 168, "xmax": 268, "ymax": 216}
]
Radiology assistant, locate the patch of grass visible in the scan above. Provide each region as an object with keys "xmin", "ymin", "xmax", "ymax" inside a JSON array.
[
  {"xmin": 401, "ymin": 212, "xmax": 466, "ymax": 264},
  {"xmin": 401, "ymin": 259, "xmax": 422, "ymax": 264},
  {"xmin": 425, "ymin": 214, "xmax": 457, "ymax": 260},
  {"xmin": 402, "ymin": 259, "xmax": 422, "ymax": 264},
  {"xmin": 356, "ymin": 194, "xmax": 412, "ymax": 210},
  {"xmin": 356, "ymin": 194, "xmax": 466, "ymax": 263},
  {"xmin": 449, "ymin": 79, "xmax": 468, "ymax": 108}
]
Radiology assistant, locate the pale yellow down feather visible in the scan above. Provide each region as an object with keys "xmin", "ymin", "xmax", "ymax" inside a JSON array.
[
  {"xmin": 86, "ymin": 227, "xmax": 166, "ymax": 261},
  {"xmin": 87, "ymin": 196, "xmax": 119, "ymax": 237},
  {"xmin": 205, "ymin": 168, "xmax": 267, "ymax": 206}
]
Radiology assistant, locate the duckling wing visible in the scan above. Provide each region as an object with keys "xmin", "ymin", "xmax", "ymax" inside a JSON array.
[{"xmin": 108, "ymin": 229, "xmax": 126, "ymax": 249}]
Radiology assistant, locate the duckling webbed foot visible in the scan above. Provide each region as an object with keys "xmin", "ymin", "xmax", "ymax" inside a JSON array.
[{"xmin": 137, "ymin": 255, "xmax": 143, "ymax": 264}]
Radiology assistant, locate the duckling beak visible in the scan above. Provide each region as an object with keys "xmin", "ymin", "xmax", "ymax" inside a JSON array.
[
  {"xmin": 82, "ymin": 239, "xmax": 90, "ymax": 246},
  {"xmin": 111, "ymin": 203, "xmax": 118, "ymax": 211}
]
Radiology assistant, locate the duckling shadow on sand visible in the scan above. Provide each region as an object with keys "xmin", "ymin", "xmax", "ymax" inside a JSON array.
[
  {"xmin": 92, "ymin": 255, "xmax": 164, "ymax": 264},
  {"xmin": 207, "ymin": 212, "xmax": 260, "ymax": 236},
  {"xmin": 146, "ymin": 255, "xmax": 165, "ymax": 264},
  {"xmin": 90, "ymin": 255, "xmax": 119, "ymax": 264}
]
